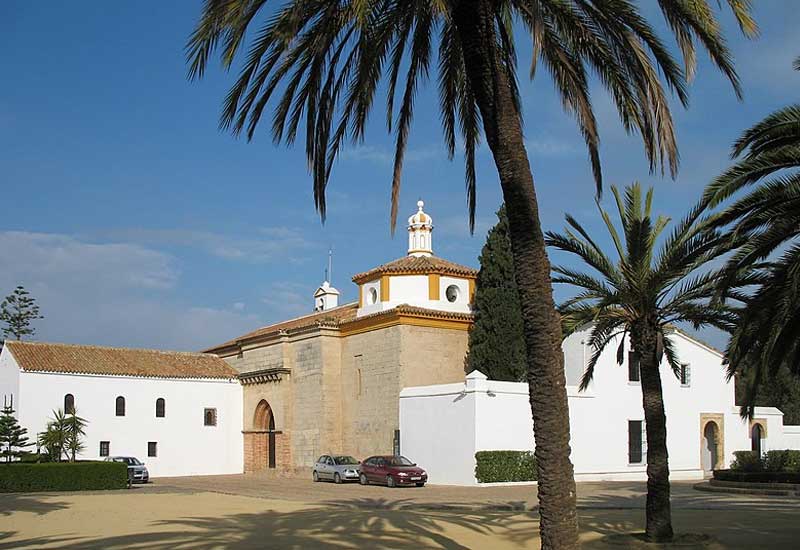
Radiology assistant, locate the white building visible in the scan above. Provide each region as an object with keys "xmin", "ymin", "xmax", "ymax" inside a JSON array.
[
  {"xmin": 400, "ymin": 327, "xmax": 800, "ymax": 485},
  {"xmin": 0, "ymin": 341, "xmax": 243, "ymax": 477}
]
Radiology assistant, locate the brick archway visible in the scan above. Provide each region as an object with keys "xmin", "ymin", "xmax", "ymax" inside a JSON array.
[
  {"xmin": 699, "ymin": 414, "xmax": 725, "ymax": 474},
  {"xmin": 244, "ymin": 399, "xmax": 281, "ymax": 472}
]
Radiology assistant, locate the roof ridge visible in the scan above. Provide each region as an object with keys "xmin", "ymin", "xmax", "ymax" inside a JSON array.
[
  {"xmin": 232, "ymin": 301, "xmax": 359, "ymax": 336},
  {"xmin": 6, "ymin": 340, "xmax": 215, "ymax": 358}
]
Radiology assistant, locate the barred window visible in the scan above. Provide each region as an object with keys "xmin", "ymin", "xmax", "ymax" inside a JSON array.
[
  {"xmin": 628, "ymin": 420, "xmax": 647, "ymax": 464},
  {"xmin": 155, "ymin": 398, "xmax": 166, "ymax": 418},
  {"xmin": 628, "ymin": 351, "xmax": 640, "ymax": 382},
  {"xmin": 99, "ymin": 441, "xmax": 110, "ymax": 457},
  {"xmin": 204, "ymin": 408, "xmax": 217, "ymax": 427},
  {"xmin": 64, "ymin": 394, "xmax": 75, "ymax": 414},
  {"xmin": 115, "ymin": 396, "xmax": 126, "ymax": 417}
]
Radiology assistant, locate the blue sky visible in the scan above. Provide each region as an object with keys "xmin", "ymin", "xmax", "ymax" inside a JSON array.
[{"xmin": 1, "ymin": 2, "xmax": 797, "ymax": 351}]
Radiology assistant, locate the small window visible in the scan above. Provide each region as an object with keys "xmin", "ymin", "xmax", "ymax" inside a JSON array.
[
  {"xmin": 628, "ymin": 351, "xmax": 640, "ymax": 383},
  {"xmin": 99, "ymin": 441, "xmax": 110, "ymax": 457},
  {"xmin": 368, "ymin": 287, "xmax": 378, "ymax": 305},
  {"xmin": 64, "ymin": 394, "xmax": 75, "ymax": 414},
  {"xmin": 628, "ymin": 420, "xmax": 646, "ymax": 464},
  {"xmin": 204, "ymin": 408, "xmax": 217, "ymax": 427},
  {"xmin": 445, "ymin": 284, "xmax": 460, "ymax": 303},
  {"xmin": 155, "ymin": 398, "xmax": 166, "ymax": 418},
  {"xmin": 115, "ymin": 396, "xmax": 126, "ymax": 416},
  {"xmin": 680, "ymin": 364, "xmax": 691, "ymax": 387},
  {"xmin": 148, "ymin": 442, "xmax": 157, "ymax": 457}
]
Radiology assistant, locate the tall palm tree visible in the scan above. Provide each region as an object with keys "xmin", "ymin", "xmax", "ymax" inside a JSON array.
[
  {"xmin": 702, "ymin": 56, "xmax": 800, "ymax": 419},
  {"xmin": 186, "ymin": 2, "xmax": 755, "ymax": 547},
  {"xmin": 546, "ymin": 183, "xmax": 736, "ymax": 541}
]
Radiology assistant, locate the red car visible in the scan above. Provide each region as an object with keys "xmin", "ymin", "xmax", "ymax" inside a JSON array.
[{"xmin": 359, "ymin": 455, "xmax": 428, "ymax": 487}]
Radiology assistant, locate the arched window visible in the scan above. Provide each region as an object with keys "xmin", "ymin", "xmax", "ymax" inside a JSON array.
[
  {"xmin": 155, "ymin": 398, "xmax": 165, "ymax": 418},
  {"xmin": 64, "ymin": 394, "xmax": 75, "ymax": 414},
  {"xmin": 115, "ymin": 396, "xmax": 126, "ymax": 417}
]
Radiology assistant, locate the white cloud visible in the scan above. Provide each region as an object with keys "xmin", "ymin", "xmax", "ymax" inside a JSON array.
[
  {"xmin": 524, "ymin": 136, "xmax": 579, "ymax": 157},
  {"xmin": 261, "ymin": 281, "xmax": 315, "ymax": 320},
  {"xmin": 0, "ymin": 231, "xmax": 259, "ymax": 351},
  {"xmin": 103, "ymin": 227, "xmax": 314, "ymax": 264},
  {"xmin": 341, "ymin": 145, "xmax": 441, "ymax": 165}
]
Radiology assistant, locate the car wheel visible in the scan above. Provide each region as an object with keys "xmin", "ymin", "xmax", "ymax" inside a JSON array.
[
  {"xmin": 387, "ymin": 475, "xmax": 396, "ymax": 488},
  {"xmin": 313, "ymin": 471, "xmax": 319, "ymax": 482},
  {"xmin": 359, "ymin": 473, "xmax": 368, "ymax": 485},
  {"xmin": 334, "ymin": 472, "xmax": 342, "ymax": 484},
  {"xmin": 416, "ymin": 483, "xmax": 425, "ymax": 487}
]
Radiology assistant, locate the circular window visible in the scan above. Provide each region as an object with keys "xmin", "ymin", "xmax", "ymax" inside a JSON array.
[
  {"xmin": 368, "ymin": 287, "xmax": 378, "ymax": 305},
  {"xmin": 445, "ymin": 285, "xmax": 460, "ymax": 303}
]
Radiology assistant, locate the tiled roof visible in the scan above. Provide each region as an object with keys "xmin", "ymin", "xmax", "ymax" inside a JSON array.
[
  {"xmin": 352, "ymin": 255, "xmax": 477, "ymax": 283},
  {"xmin": 5, "ymin": 341, "xmax": 238, "ymax": 380},
  {"xmin": 204, "ymin": 302, "xmax": 360, "ymax": 353},
  {"xmin": 340, "ymin": 304, "xmax": 474, "ymax": 325}
]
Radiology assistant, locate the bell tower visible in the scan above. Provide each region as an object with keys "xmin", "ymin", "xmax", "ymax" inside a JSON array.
[
  {"xmin": 407, "ymin": 200, "xmax": 433, "ymax": 257},
  {"xmin": 313, "ymin": 249, "xmax": 340, "ymax": 311}
]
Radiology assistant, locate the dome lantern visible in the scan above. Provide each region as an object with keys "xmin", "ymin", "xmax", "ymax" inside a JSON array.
[{"xmin": 407, "ymin": 200, "xmax": 433, "ymax": 257}]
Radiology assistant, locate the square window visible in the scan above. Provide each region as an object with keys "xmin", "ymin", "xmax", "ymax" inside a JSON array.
[
  {"xmin": 147, "ymin": 442, "xmax": 157, "ymax": 457},
  {"xmin": 628, "ymin": 420, "xmax": 647, "ymax": 464},
  {"xmin": 628, "ymin": 351, "xmax": 641, "ymax": 383},
  {"xmin": 99, "ymin": 441, "xmax": 110, "ymax": 457},
  {"xmin": 204, "ymin": 408, "xmax": 217, "ymax": 427},
  {"xmin": 680, "ymin": 364, "xmax": 691, "ymax": 387}
]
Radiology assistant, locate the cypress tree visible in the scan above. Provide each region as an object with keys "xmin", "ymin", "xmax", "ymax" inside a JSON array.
[
  {"xmin": 466, "ymin": 205, "xmax": 527, "ymax": 381},
  {"xmin": 0, "ymin": 404, "xmax": 30, "ymax": 462}
]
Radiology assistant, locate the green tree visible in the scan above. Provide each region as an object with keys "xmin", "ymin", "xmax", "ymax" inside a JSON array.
[
  {"xmin": 37, "ymin": 408, "xmax": 87, "ymax": 463},
  {"xmin": 546, "ymin": 183, "xmax": 735, "ymax": 541},
  {"xmin": 187, "ymin": 3, "xmax": 754, "ymax": 546},
  {"xmin": 467, "ymin": 205, "xmax": 526, "ymax": 381},
  {"xmin": 702, "ymin": 57, "xmax": 800, "ymax": 418},
  {"xmin": 0, "ymin": 286, "xmax": 43, "ymax": 340},
  {"xmin": 0, "ymin": 404, "xmax": 31, "ymax": 463}
]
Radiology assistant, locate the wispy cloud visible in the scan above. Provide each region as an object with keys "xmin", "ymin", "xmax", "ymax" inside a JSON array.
[
  {"xmin": 261, "ymin": 281, "xmax": 314, "ymax": 320},
  {"xmin": 0, "ymin": 231, "xmax": 259, "ymax": 350},
  {"xmin": 524, "ymin": 136, "xmax": 579, "ymax": 157},
  {"xmin": 341, "ymin": 145, "xmax": 442, "ymax": 165},
  {"xmin": 104, "ymin": 227, "xmax": 314, "ymax": 264}
]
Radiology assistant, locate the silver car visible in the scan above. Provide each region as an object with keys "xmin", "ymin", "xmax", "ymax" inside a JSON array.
[
  {"xmin": 312, "ymin": 454, "xmax": 360, "ymax": 483},
  {"xmin": 105, "ymin": 456, "xmax": 149, "ymax": 483}
]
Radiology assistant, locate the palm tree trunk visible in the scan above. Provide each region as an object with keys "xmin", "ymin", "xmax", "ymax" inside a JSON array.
[
  {"xmin": 453, "ymin": 3, "xmax": 579, "ymax": 548},
  {"xmin": 633, "ymin": 327, "xmax": 674, "ymax": 541}
]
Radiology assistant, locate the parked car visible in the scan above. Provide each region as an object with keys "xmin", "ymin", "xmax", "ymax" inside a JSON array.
[
  {"xmin": 312, "ymin": 455, "xmax": 361, "ymax": 483},
  {"xmin": 359, "ymin": 455, "xmax": 427, "ymax": 487},
  {"xmin": 104, "ymin": 456, "xmax": 149, "ymax": 483}
]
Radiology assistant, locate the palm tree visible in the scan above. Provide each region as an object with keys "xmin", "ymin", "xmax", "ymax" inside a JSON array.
[
  {"xmin": 702, "ymin": 57, "xmax": 800, "ymax": 419},
  {"xmin": 186, "ymin": 3, "xmax": 755, "ymax": 547},
  {"xmin": 546, "ymin": 183, "xmax": 736, "ymax": 541}
]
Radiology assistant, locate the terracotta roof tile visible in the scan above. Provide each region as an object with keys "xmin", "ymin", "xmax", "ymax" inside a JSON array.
[
  {"xmin": 352, "ymin": 255, "xmax": 477, "ymax": 283},
  {"xmin": 204, "ymin": 302, "xmax": 359, "ymax": 353},
  {"xmin": 5, "ymin": 341, "xmax": 238, "ymax": 380}
]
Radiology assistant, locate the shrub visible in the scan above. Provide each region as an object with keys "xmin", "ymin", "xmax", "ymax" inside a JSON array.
[
  {"xmin": 0, "ymin": 461, "xmax": 127, "ymax": 492},
  {"xmin": 763, "ymin": 450, "xmax": 800, "ymax": 473},
  {"xmin": 475, "ymin": 450, "xmax": 537, "ymax": 483},
  {"xmin": 714, "ymin": 469, "xmax": 800, "ymax": 484},
  {"xmin": 730, "ymin": 451, "xmax": 763, "ymax": 472}
]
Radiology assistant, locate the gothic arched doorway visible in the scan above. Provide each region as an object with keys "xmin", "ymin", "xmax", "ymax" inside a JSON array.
[
  {"xmin": 254, "ymin": 400, "xmax": 276, "ymax": 469},
  {"xmin": 751, "ymin": 423, "xmax": 764, "ymax": 456},
  {"xmin": 702, "ymin": 421, "xmax": 720, "ymax": 473}
]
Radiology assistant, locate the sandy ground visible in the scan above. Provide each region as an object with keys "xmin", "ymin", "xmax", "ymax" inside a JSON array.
[{"xmin": 1, "ymin": 488, "xmax": 799, "ymax": 549}]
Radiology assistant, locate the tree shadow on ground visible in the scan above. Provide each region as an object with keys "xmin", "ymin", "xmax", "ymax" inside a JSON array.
[
  {"xmin": 0, "ymin": 498, "xmax": 539, "ymax": 549},
  {"xmin": 0, "ymin": 494, "xmax": 69, "ymax": 516}
]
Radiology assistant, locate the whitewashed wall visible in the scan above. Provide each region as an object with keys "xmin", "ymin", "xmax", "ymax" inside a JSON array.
[
  {"xmin": 782, "ymin": 426, "xmax": 800, "ymax": 449},
  {"xmin": 357, "ymin": 274, "xmax": 472, "ymax": 317},
  {"xmin": 0, "ymin": 346, "xmax": 20, "ymax": 411},
  {"xmin": 11, "ymin": 362, "xmax": 243, "ymax": 477},
  {"xmin": 400, "ymin": 331, "xmax": 800, "ymax": 485}
]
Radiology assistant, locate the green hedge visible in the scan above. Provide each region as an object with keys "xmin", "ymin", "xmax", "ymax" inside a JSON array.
[
  {"xmin": 714, "ymin": 469, "xmax": 800, "ymax": 484},
  {"xmin": 730, "ymin": 449, "xmax": 800, "ymax": 474},
  {"xmin": 475, "ymin": 450, "xmax": 537, "ymax": 483},
  {"xmin": 0, "ymin": 461, "xmax": 128, "ymax": 493}
]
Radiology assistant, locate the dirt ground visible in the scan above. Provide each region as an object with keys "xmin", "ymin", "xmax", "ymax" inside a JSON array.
[{"xmin": 0, "ymin": 478, "xmax": 798, "ymax": 549}]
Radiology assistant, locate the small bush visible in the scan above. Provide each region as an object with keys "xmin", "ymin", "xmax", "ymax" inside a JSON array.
[
  {"xmin": 0, "ymin": 461, "xmax": 128, "ymax": 492},
  {"xmin": 475, "ymin": 450, "xmax": 537, "ymax": 483},
  {"xmin": 763, "ymin": 450, "xmax": 800, "ymax": 473},
  {"xmin": 714, "ymin": 469, "xmax": 800, "ymax": 484},
  {"xmin": 730, "ymin": 451, "xmax": 763, "ymax": 472}
]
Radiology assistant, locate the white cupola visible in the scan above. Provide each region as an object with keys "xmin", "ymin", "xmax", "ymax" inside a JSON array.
[
  {"xmin": 314, "ymin": 249, "xmax": 340, "ymax": 311},
  {"xmin": 407, "ymin": 200, "xmax": 433, "ymax": 257}
]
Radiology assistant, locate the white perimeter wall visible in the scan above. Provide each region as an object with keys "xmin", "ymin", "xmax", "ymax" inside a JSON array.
[
  {"xmin": 0, "ymin": 346, "xmax": 20, "ymax": 411},
  {"xmin": 15, "ymin": 367, "xmax": 243, "ymax": 477},
  {"xmin": 400, "ymin": 330, "xmax": 799, "ymax": 485}
]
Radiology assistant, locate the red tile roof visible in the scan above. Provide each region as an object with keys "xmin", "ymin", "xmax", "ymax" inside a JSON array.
[
  {"xmin": 352, "ymin": 255, "xmax": 477, "ymax": 283},
  {"xmin": 6, "ymin": 340, "xmax": 238, "ymax": 380}
]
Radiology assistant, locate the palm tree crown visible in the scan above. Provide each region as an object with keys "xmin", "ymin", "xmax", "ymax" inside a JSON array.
[
  {"xmin": 548, "ymin": 183, "xmax": 735, "ymax": 388},
  {"xmin": 703, "ymin": 56, "xmax": 800, "ymax": 416},
  {"xmin": 187, "ymin": 0, "xmax": 755, "ymax": 230}
]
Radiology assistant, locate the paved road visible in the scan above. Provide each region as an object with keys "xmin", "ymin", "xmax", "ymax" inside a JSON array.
[{"xmin": 153, "ymin": 472, "xmax": 799, "ymax": 511}]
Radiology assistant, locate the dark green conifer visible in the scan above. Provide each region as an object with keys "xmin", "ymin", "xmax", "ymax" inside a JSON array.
[{"xmin": 466, "ymin": 205, "xmax": 527, "ymax": 381}]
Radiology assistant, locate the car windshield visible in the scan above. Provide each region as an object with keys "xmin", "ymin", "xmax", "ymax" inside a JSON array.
[
  {"xmin": 387, "ymin": 456, "xmax": 414, "ymax": 466},
  {"xmin": 121, "ymin": 457, "xmax": 142, "ymax": 466},
  {"xmin": 333, "ymin": 456, "xmax": 358, "ymax": 465}
]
